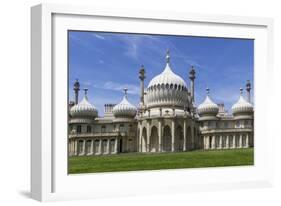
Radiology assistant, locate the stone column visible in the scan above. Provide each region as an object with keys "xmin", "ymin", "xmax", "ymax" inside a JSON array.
[
  {"xmin": 139, "ymin": 124, "xmax": 142, "ymax": 152},
  {"xmin": 203, "ymin": 136, "xmax": 207, "ymax": 149},
  {"xmin": 158, "ymin": 120, "xmax": 162, "ymax": 152},
  {"xmin": 114, "ymin": 138, "xmax": 118, "ymax": 153},
  {"xmin": 191, "ymin": 127, "xmax": 195, "ymax": 150},
  {"xmin": 212, "ymin": 135, "xmax": 216, "ymax": 149},
  {"xmin": 99, "ymin": 140, "xmax": 102, "ymax": 154},
  {"xmin": 171, "ymin": 120, "xmax": 175, "ymax": 152},
  {"xmin": 183, "ymin": 120, "xmax": 187, "ymax": 151},
  {"xmin": 226, "ymin": 136, "xmax": 228, "ymax": 148},
  {"xmin": 205, "ymin": 136, "xmax": 208, "ymax": 149},
  {"xmin": 69, "ymin": 141, "xmax": 72, "ymax": 156},
  {"xmin": 74, "ymin": 140, "xmax": 77, "ymax": 155},
  {"xmin": 233, "ymin": 135, "xmax": 236, "ymax": 149},
  {"xmin": 107, "ymin": 139, "xmax": 110, "ymax": 154},
  {"xmin": 239, "ymin": 134, "xmax": 242, "ymax": 148},
  {"xmin": 147, "ymin": 121, "xmax": 151, "ymax": 152},
  {"xmin": 219, "ymin": 135, "xmax": 223, "ymax": 149},
  {"xmin": 83, "ymin": 140, "xmax": 86, "ymax": 155},
  {"xmin": 91, "ymin": 140, "xmax": 94, "ymax": 155},
  {"xmin": 246, "ymin": 134, "xmax": 249, "ymax": 148}
]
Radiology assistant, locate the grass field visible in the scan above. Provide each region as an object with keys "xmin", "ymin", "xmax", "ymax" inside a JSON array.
[{"xmin": 68, "ymin": 148, "xmax": 254, "ymax": 174}]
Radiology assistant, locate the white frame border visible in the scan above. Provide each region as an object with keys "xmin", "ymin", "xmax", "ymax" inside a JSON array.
[{"xmin": 31, "ymin": 3, "xmax": 274, "ymax": 202}]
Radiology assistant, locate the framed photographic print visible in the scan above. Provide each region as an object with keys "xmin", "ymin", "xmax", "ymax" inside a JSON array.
[{"xmin": 31, "ymin": 3, "xmax": 274, "ymax": 201}]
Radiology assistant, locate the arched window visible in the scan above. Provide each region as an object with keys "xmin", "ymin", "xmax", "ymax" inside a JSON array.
[
  {"xmin": 119, "ymin": 124, "xmax": 125, "ymax": 132},
  {"xmin": 78, "ymin": 140, "xmax": 84, "ymax": 154},
  {"xmin": 215, "ymin": 121, "xmax": 219, "ymax": 128},
  {"xmin": 236, "ymin": 121, "xmax": 240, "ymax": 128},
  {"xmin": 101, "ymin": 125, "xmax": 106, "ymax": 133},
  {"xmin": 87, "ymin": 125, "xmax": 92, "ymax": 133},
  {"xmin": 77, "ymin": 125, "xmax": 81, "ymax": 134},
  {"xmin": 224, "ymin": 121, "xmax": 228, "ymax": 128}
]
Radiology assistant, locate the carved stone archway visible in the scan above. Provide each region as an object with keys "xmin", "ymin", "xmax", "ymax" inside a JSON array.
[{"xmin": 163, "ymin": 125, "xmax": 172, "ymax": 152}]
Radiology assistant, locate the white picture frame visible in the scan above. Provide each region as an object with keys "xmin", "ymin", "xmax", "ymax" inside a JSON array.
[{"xmin": 31, "ymin": 3, "xmax": 274, "ymax": 202}]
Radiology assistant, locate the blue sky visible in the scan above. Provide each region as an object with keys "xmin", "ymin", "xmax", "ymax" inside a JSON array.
[{"xmin": 68, "ymin": 31, "xmax": 254, "ymax": 116}]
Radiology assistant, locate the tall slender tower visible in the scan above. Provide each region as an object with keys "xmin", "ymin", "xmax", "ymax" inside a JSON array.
[
  {"xmin": 189, "ymin": 66, "xmax": 196, "ymax": 103},
  {"xmin": 246, "ymin": 80, "xmax": 251, "ymax": 102},
  {"xmin": 73, "ymin": 79, "xmax": 80, "ymax": 105},
  {"xmin": 139, "ymin": 65, "xmax": 146, "ymax": 108}
]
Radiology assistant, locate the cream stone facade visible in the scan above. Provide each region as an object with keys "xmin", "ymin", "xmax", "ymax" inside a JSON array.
[{"xmin": 68, "ymin": 50, "xmax": 254, "ymax": 156}]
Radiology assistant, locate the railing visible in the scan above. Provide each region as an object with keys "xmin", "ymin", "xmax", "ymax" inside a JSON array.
[{"xmin": 69, "ymin": 131, "xmax": 128, "ymax": 138}]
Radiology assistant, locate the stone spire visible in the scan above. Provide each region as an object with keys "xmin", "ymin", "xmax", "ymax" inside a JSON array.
[
  {"xmin": 123, "ymin": 88, "xmax": 128, "ymax": 98},
  {"xmin": 246, "ymin": 80, "xmax": 251, "ymax": 102},
  {"xmin": 166, "ymin": 49, "xmax": 170, "ymax": 64},
  {"xmin": 73, "ymin": 79, "xmax": 80, "ymax": 104},
  {"xmin": 206, "ymin": 87, "xmax": 210, "ymax": 95},
  {"xmin": 189, "ymin": 66, "xmax": 196, "ymax": 103},
  {"xmin": 83, "ymin": 88, "xmax": 88, "ymax": 100},
  {"xmin": 139, "ymin": 65, "xmax": 146, "ymax": 108}
]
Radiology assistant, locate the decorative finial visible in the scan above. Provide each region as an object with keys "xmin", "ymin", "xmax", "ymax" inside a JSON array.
[
  {"xmin": 84, "ymin": 88, "xmax": 88, "ymax": 95},
  {"xmin": 74, "ymin": 79, "xmax": 80, "ymax": 89},
  {"xmin": 139, "ymin": 65, "xmax": 146, "ymax": 80},
  {"xmin": 246, "ymin": 80, "xmax": 251, "ymax": 91},
  {"xmin": 189, "ymin": 66, "xmax": 196, "ymax": 80},
  {"xmin": 240, "ymin": 87, "xmax": 243, "ymax": 95},
  {"xmin": 123, "ymin": 88, "xmax": 128, "ymax": 98},
  {"xmin": 83, "ymin": 88, "xmax": 88, "ymax": 99},
  {"xmin": 206, "ymin": 87, "xmax": 210, "ymax": 95},
  {"xmin": 166, "ymin": 49, "xmax": 170, "ymax": 63}
]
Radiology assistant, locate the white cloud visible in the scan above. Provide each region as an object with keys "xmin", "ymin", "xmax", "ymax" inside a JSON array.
[
  {"xmin": 93, "ymin": 81, "xmax": 139, "ymax": 95},
  {"xmin": 93, "ymin": 34, "xmax": 105, "ymax": 40}
]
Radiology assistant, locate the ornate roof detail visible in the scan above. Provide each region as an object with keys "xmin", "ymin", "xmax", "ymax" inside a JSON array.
[
  {"xmin": 70, "ymin": 88, "xmax": 98, "ymax": 118},
  {"xmin": 112, "ymin": 89, "xmax": 137, "ymax": 118},
  {"xmin": 198, "ymin": 88, "xmax": 219, "ymax": 116},
  {"xmin": 145, "ymin": 50, "xmax": 189, "ymax": 108},
  {"xmin": 232, "ymin": 88, "xmax": 253, "ymax": 115}
]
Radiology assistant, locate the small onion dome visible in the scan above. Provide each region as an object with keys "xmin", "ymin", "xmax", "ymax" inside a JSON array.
[
  {"xmin": 113, "ymin": 88, "xmax": 137, "ymax": 118},
  {"xmin": 146, "ymin": 50, "xmax": 188, "ymax": 108},
  {"xmin": 198, "ymin": 88, "xmax": 219, "ymax": 118},
  {"xmin": 70, "ymin": 88, "xmax": 98, "ymax": 118},
  {"xmin": 232, "ymin": 88, "xmax": 253, "ymax": 118}
]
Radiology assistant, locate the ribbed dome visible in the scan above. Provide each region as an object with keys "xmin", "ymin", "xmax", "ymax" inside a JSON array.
[
  {"xmin": 70, "ymin": 89, "xmax": 98, "ymax": 118},
  {"xmin": 232, "ymin": 88, "xmax": 253, "ymax": 115},
  {"xmin": 146, "ymin": 50, "xmax": 189, "ymax": 108},
  {"xmin": 113, "ymin": 89, "xmax": 137, "ymax": 118},
  {"xmin": 198, "ymin": 88, "xmax": 219, "ymax": 116}
]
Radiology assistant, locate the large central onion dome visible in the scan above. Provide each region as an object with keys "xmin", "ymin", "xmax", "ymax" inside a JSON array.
[
  {"xmin": 146, "ymin": 50, "xmax": 188, "ymax": 108},
  {"xmin": 113, "ymin": 89, "xmax": 137, "ymax": 118},
  {"xmin": 198, "ymin": 88, "xmax": 219, "ymax": 120},
  {"xmin": 232, "ymin": 88, "xmax": 253, "ymax": 119},
  {"xmin": 70, "ymin": 89, "xmax": 98, "ymax": 118}
]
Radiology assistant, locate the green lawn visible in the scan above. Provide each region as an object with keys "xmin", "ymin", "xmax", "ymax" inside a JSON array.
[{"xmin": 68, "ymin": 148, "xmax": 254, "ymax": 174}]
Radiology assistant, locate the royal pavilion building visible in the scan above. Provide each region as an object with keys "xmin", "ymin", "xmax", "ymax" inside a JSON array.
[{"xmin": 68, "ymin": 50, "xmax": 254, "ymax": 156}]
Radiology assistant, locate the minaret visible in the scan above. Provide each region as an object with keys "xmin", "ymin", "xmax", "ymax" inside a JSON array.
[
  {"xmin": 206, "ymin": 87, "xmax": 210, "ymax": 96},
  {"xmin": 73, "ymin": 79, "xmax": 80, "ymax": 104},
  {"xmin": 123, "ymin": 88, "xmax": 128, "ymax": 98},
  {"xmin": 189, "ymin": 66, "xmax": 196, "ymax": 103},
  {"xmin": 166, "ymin": 49, "xmax": 170, "ymax": 64},
  {"xmin": 83, "ymin": 88, "xmax": 88, "ymax": 100},
  {"xmin": 246, "ymin": 80, "xmax": 251, "ymax": 102},
  {"xmin": 139, "ymin": 65, "xmax": 146, "ymax": 108}
]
